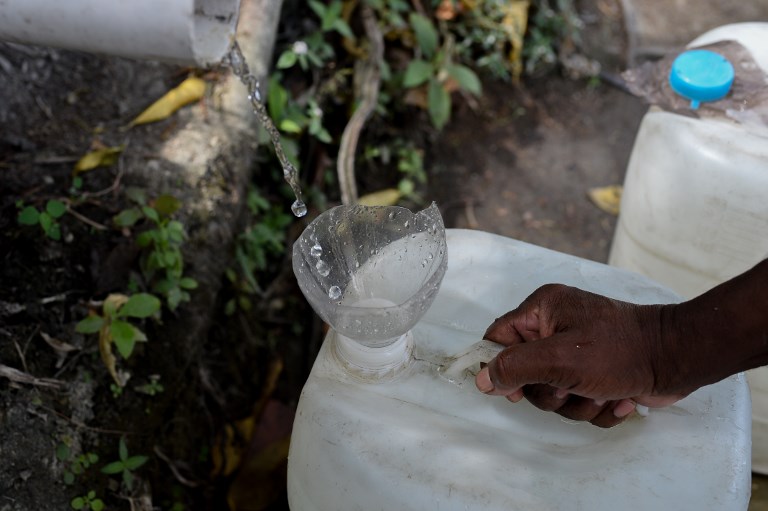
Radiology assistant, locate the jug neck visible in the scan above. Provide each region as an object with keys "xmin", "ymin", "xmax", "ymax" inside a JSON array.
[{"xmin": 333, "ymin": 331, "xmax": 414, "ymax": 381}]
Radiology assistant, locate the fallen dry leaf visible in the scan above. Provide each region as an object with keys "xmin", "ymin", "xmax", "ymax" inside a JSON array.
[
  {"xmin": 211, "ymin": 357, "xmax": 284, "ymax": 478},
  {"xmin": 73, "ymin": 145, "xmax": 123, "ymax": 175},
  {"xmin": 587, "ymin": 185, "xmax": 623, "ymax": 215},
  {"xmin": 129, "ymin": 76, "xmax": 206, "ymax": 127},
  {"xmin": 502, "ymin": 0, "xmax": 530, "ymax": 80}
]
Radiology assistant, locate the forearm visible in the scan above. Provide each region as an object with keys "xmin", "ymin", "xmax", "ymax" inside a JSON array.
[{"xmin": 661, "ymin": 259, "xmax": 768, "ymax": 390}]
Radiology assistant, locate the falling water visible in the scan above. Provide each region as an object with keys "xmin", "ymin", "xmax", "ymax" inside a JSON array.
[{"xmin": 225, "ymin": 41, "xmax": 307, "ymax": 217}]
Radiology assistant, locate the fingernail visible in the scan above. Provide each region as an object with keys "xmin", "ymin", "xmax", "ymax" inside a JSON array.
[
  {"xmin": 555, "ymin": 388, "xmax": 569, "ymax": 399},
  {"xmin": 613, "ymin": 400, "xmax": 636, "ymax": 418},
  {"xmin": 476, "ymin": 367, "xmax": 494, "ymax": 393},
  {"xmin": 506, "ymin": 389, "xmax": 524, "ymax": 403},
  {"xmin": 593, "ymin": 399, "xmax": 607, "ymax": 406}
]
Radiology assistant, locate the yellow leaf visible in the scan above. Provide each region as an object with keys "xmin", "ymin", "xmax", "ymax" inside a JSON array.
[
  {"xmin": 129, "ymin": 76, "xmax": 207, "ymax": 127},
  {"xmin": 358, "ymin": 189, "xmax": 402, "ymax": 206},
  {"xmin": 73, "ymin": 146, "xmax": 123, "ymax": 175},
  {"xmin": 227, "ymin": 436, "xmax": 291, "ymax": 511},
  {"xmin": 98, "ymin": 294, "xmax": 130, "ymax": 385},
  {"xmin": 501, "ymin": 0, "xmax": 530, "ymax": 80},
  {"xmin": 587, "ymin": 185, "xmax": 623, "ymax": 215},
  {"xmin": 210, "ymin": 358, "xmax": 284, "ymax": 478}
]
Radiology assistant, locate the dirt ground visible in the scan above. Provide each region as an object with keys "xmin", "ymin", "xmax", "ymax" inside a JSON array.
[{"xmin": 430, "ymin": 76, "xmax": 646, "ymax": 263}]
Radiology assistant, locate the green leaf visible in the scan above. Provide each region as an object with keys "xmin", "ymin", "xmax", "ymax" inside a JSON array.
[
  {"xmin": 91, "ymin": 499, "xmax": 105, "ymax": 511},
  {"xmin": 76, "ymin": 315, "xmax": 105, "ymax": 334},
  {"xmin": 88, "ymin": 453, "xmax": 99, "ymax": 464},
  {"xmin": 167, "ymin": 288, "xmax": 183, "ymax": 311},
  {"xmin": 17, "ymin": 206, "xmax": 39, "ymax": 225},
  {"xmin": 63, "ymin": 471, "xmax": 75, "ymax": 485},
  {"xmin": 333, "ymin": 19, "xmax": 355, "ymax": 39},
  {"xmin": 279, "ymin": 119, "xmax": 302, "ymax": 133},
  {"xmin": 124, "ymin": 455, "xmax": 148, "ymax": 470},
  {"xmin": 136, "ymin": 231, "xmax": 154, "ymax": 247},
  {"xmin": 409, "ymin": 13, "xmax": 438, "ymax": 58},
  {"xmin": 87, "ymin": 491, "xmax": 96, "ymax": 500},
  {"xmin": 446, "ymin": 64, "xmax": 482, "ymax": 96},
  {"xmin": 119, "ymin": 437, "xmax": 129, "ymax": 462},
  {"xmin": 123, "ymin": 469, "xmax": 134, "ymax": 490},
  {"xmin": 118, "ymin": 293, "xmax": 160, "ymax": 318},
  {"xmin": 427, "ymin": 79, "xmax": 451, "ymax": 130},
  {"xmin": 46, "ymin": 200, "xmax": 67, "ymax": 219},
  {"xmin": 133, "ymin": 326, "xmax": 148, "ymax": 342},
  {"xmin": 125, "ymin": 187, "xmax": 147, "ymax": 205},
  {"xmin": 56, "ymin": 443, "xmax": 71, "ymax": 461},
  {"xmin": 141, "ymin": 206, "xmax": 159, "ymax": 223},
  {"xmin": 267, "ymin": 75, "xmax": 288, "ymax": 121},
  {"xmin": 110, "ymin": 320, "xmax": 136, "ymax": 358},
  {"xmin": 71, "ymin": 496, "xmax": 85, "ymax": 510},
  {"xmin": 403, "ymin": 59, "xmax": 433, "ymax": 88},
  {"xmin": 308, "ymin": 0, "xmax": 325, "ymax": 18},
  {"xmin": 154, "ymin": 195, "xmax": 181, "ymax": 217},
  {"xmin": 101, "ymin": 460, "xmax": 125, "ymax": 475},
  {"xmin": 321, "ymin": 0, "xmax": 342, "ymax": 30},
  {"xmin": 179, "ymin": 277, "xmax": 198, "ymax": 290},
  {"xmin": 276, "ymin": 50, "xmax": 297, "ymax": 69},
  {"xmin": 71, "ymin": 463, "xmax": 84, "ymax": 475},
  {"xmin": 48, "ymin": 223, "xmax": 61, "ymax": 241},
  {"xmin": 113, "ymin": 207, "xmax": 143, "ymax": 227},
  {"xmin": 224, "ymin": 299, "xmax": 236, "ymax": 316},
  {"xmin": 38, "ymin": 212, "xmax": 53, "ymax": 234}
]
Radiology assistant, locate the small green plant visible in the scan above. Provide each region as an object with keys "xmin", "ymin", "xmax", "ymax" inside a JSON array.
[
  {"xmin": 114, "ymin": 189, "xmax": 198, "ymax": 311},
  {"xmin": 56, "ymin": 443, "xmax": 99, "ymax": 485},
  {"xmin": 101, "ymin": 437, "xmax": 148, "ymax": 491},
  {"xmin": 135, "ymin": 375, "xmax": 164, "ymax": 396},
  {"xmin": 76, "ymin": 293, "xmax": 161, "ymax": 384},
  {"xmin": 225, "ymin": 188, "xmax": 291, "ymax": 315},
  {"xmin": 110, "ymin": 383, "xmax": 123, "ymax": 399},
  {"xmin": 275, "ymin": 0, "xmax": 352, "ymax": 71},
  {"xmin": 400, "ymin": 13, "xmax": 482, "ymax": 130},
  {"xmin": 16, "ymin": 199, "xmax": 67, "ymax": 240},
  {"xmin": 71, "ymin": 490, "xmax": 104, "ymax": 511}
]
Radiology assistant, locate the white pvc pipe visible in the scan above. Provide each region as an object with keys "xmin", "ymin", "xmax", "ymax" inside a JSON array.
[{"xmin": 0, "ymin": 0, "xmax": 240, "ymax": 66}]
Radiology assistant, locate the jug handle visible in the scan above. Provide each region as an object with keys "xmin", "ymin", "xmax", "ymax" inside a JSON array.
[{"xmin": 441, "ymin": 340, "xmax": 504, "ymax": 382}]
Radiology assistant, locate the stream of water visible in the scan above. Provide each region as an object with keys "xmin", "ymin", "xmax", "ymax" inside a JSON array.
[{"xmin": 226, "ymin": 41, "xmax": 307, "ymax": 217}]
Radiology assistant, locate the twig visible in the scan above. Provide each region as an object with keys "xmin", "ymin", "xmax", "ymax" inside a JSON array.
[
  {"xmin": 64, "ymin": 203, "xmax": 109, "ymax": 231},
  {"xmin": 36, "ymin": 404, "xmax": 134, "ymax": 436},
  {"xmin": 337, "ymin": 5, "xmax": 383, "ymax": 205},
  {"xmin": 154, "ymin": 446, "xmax": 201, "ymax": 488},
  {"xmin": 80, "ymin": 137, "xmax": 129, "ymax": 200},
  {"xmin": 13, "ymin": 325, "xmax": 39, "ymax": 373},
  {"xmin": 0, "ymin": 363, "xmax": 63, "ymax": 389}
]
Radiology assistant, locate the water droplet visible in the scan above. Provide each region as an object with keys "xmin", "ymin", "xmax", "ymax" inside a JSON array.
[
  {"xmin": 310, "ymin": 244, "xmax": 323, "ymax": 258},
  {"xmin": 404, "ymin": 220, "xmax": 410, "ymax": 229},
  {"xmin": 428, "ymin": 253, "xmax": 433, "ymax": 260},
  {"xmin": 421, "ymin": 259, "xmax": 427, "ymax": 268},
  {"xmin": 316, "ymin": 260, "xmax": 330, "ymax": 277},
  {"xmin": 388, "ymin": 211, "xmax": 396, "ymax": 220},
  {"xmin": 328, "ymin": 286, "xmax": 342, "ymax": 300},
  {"xmin": 291, "ymin": 200, "xmax": 307, "ymax": 217},
  {"xmin": 355, "ymin": 261, "xmax": 360, "ymax": 268}
]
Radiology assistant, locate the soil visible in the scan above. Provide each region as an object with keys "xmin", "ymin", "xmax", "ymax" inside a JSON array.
[{"xmin": 429, "ymin": 76, "xmax": 647, "ymax": 263}]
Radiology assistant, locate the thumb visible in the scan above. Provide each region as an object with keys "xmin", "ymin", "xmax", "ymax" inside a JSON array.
[{"xmin": 481, "ymin": 337, "xmax": 572, "ymax": 395}]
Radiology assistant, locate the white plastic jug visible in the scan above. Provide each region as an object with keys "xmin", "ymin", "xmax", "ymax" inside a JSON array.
[
  {"xmin": 608, "ymin": 22, "xmax": 768, "ymax": 473},
  {"xmin": 288, "ymin": 229, "xmax": 751, "ymax": 510},
  {"xmin": 609, "ymin": 22, "xmax": 768, "ymax": 298}
]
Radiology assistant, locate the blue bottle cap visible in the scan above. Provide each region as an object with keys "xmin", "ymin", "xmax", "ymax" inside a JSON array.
[{"xmin": 669, "ymin": 49, "xmax": 734, "ymax": 110}]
